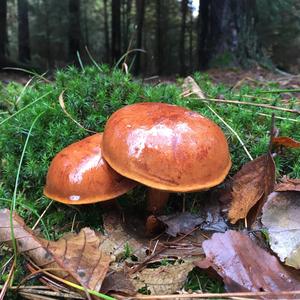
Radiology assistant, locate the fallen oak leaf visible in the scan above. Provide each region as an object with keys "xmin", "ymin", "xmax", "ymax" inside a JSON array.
[
  {"xmin": 0, "ymin": 209, "xmax": 111, "ymax": 292},
  {"xmin": 195, "ymin": 230, "xmax": 300, "ymax": 298},
  {"xmin": 262, "ymin": 192, "xmax": 300, "ymax": 269},
  {"xmin": 228, "ymin": 153, "xmax": 275, "ymax": 224},
  {"xmin": 272, "ymin": 136, "xmax": 300, "ymax": 149}
]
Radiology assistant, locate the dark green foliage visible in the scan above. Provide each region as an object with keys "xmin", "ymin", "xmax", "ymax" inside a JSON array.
[{"xmin": 0, "ymin": 65, "xmax": 300, "ymax": 235}]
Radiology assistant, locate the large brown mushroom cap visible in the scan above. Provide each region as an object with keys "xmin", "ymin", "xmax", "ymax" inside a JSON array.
[
  {"xmin": 102, "ymin": 102, "xmax": 231, "ymax": 192},
  {"xmin": 44, "ymin": 133, "xmax": 137, "ymax": 204}
]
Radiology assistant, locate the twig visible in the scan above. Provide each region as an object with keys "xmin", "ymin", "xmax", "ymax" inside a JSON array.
[
  {"xmin": 132, "ymin": 290, "xmax": 300, "ymax": 299},
  {"xmin": 188, "ymin": 96, "xmax": 300, "ymax": 115},
  {"xmin": 0, "ymin": 258, "xmax": 16, "ymax": 300},
  {"xmin": 32, "ymin": 200, "xmax": 53, "ymax": 231},
  {"xmin": 258, "ymin": 88, "xmax": 300, "ymax": 94},
  {"xmin": 205, "ymin": 105, "xmax": 253, "ymax": 161}
]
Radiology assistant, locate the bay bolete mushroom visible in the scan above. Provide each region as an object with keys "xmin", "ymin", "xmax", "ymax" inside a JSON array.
[
  {"xmin": 44, "ymin": 133, "xmax": 137, "ymax": 205},
  {"xmin": 102, "ymin": 102, "xmax": 231, "ymax": 213}
]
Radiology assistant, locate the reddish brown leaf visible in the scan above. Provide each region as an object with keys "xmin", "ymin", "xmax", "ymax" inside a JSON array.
[
  {"xmin": 228, "ymin": 153, "xmax": 275, "ymax": 224},
  {"xmin": 272, "ymin": 136, "xmax": 300, "ymax": 148},
  {"xmin": 275, "ymin": 177, "xmax": 300, "ymax": 192},
  {"xmin": 0, "ymin": 209, "xmax": 111, "ymax": 291},
  {"xmin": 195, "ymin": 230, "xmax": 300, "ymax": 298}
]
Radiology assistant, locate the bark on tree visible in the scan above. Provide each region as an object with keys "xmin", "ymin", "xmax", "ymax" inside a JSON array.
[
  {"xmin": 155, "ymin": 0, "xmax": 163, "ymax": 75},
  {"xmin": 18, "ymin": 0, "xmax": 31, "ymax": 62},
  {"xmin": 123, "ymin": 0, "xmax": 132, "ymax": 51},
  {"xmin": 103, "ymin": 0, "xmax": 110, "ymax": 63},
  {"xmin": 111, "ymin": 0, "xmax": 121, "ymax": 62},
  {"xmin": 0, "ymin": 0, "xmax": 8, "ymax": 65},
  {"xmin": 69, "ymin": 0, "xmax": 81, "ymax": 64},
  {"xmin": 179, "ymin": 0, "xmax": 188, "ymax": 75},
  {"xmin": 198, "ymin": 0, "xmax": 261, "ymax": 70},
  {"xmin": 134, "ymin": 0, "xmax": 145, "ymax": 75},
  {"xmin": 188, "ymin": 10, "xmax": 193, "ymax": 71}
]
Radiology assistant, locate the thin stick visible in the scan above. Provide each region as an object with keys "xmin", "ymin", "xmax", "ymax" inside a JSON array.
[
  {"xmin": 188, "ymin": 96, "xmax": 300, "ymax": 115},
  {"xmin": 0, "ymin": 258, "xmax": 16, "ymax": 300},
  {"xmin": 258, "ymin": 88, "xmax": 300, "ymax": 94},
  {"xmin": 32, "ymin": 200, "xmax": 53, "ymax": 230},
  {"xmin": 133, "ymin": 290, "xmax": 300, "ymax": 299},
  {"xmin": 206, "ymin": 105, "xmax": 253, "ymax": 161}
]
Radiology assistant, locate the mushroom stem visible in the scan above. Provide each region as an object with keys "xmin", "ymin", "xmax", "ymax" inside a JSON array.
[{"xmin": 147, "ymin": 188, "xmax": 170, "ymax": 214}]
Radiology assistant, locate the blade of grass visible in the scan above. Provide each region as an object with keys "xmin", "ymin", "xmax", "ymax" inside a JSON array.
[
  {"xmin": 85, "ymin": 46, "xmax": 103, "ymax": 72},
  {"xmin": 10, "ymin": 112, "xmax": 45, "ymax": 271},
  {"xmin": 114, "ymin": 48, "xmax": 146, "ymax": 70},
  {"xmin": 76, "ymin": 51, "xmax": 85, "ymax": 72},
  {"xmin": 3, "ymin": 67, "xmax": 51, "ymax": 83},
  {"xmin": 0, "ymin": 91, "xmax": 52, "ymax": 127}
]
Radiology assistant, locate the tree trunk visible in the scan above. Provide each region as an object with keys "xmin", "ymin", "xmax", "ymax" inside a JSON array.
[
  {"xmin": 103, "ymin": 0, "xmax": 110, "ymax": 63},
  {"xmin": 111, "ymin": 0, "xmax": 121, "ymax": 62},
  {"xmin": 18, "ymin": 0, "xmax": 31, "ymax": 62},
  {"xmin": 198, "ymin": 0, "xmax": 260, "ymax": 70},
  {"xmin": 134, "ymin": 0, "xmax": 145, "ymax": 75},
  {"xmin": 44, "ymin": 0, "xmax": 53, "ymax": 69},
  {"xmin": 123, "ymin": 0, "xmax": 132, "ymax": 51},
  {"xmin": 179, "ymin": 0, "xmax": 188, "ymax": 75},
  {"xmin": 69, "ymin": 0, "xmax": 81, "ymax": 64},
  {"xmin": 188, "ymin": 10, "xmax": 193, "ymax": 72},
  {"xmin": 0, "ymin": 0, "xmax": 8, "ymax": 65},
  {"xmin": 155, "ymin": 0, "xmax": 162, "ymax": 75}
]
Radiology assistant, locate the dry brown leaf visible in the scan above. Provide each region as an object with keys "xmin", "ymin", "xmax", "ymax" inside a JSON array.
[
  {"xmin": 101, "ymin": 271, "xmax": 136, "ymax": 296},
  {"xmin": 157, "ymin": 213, "xmax": 203, "ymax": 237},
  {"xmin": 0, "ymin": 209, "xmax": 111, "ymax": 291},
  {"xmin": 272, "ymin": 136, "xmax": 300, "ymax": 148},
  {"xmin": 131, "ymin": 262, "xmax": 193, "ymax": 295},
  {"xmin": 275, "ymin": 177, "xmax": 300, "ymax": 192},
  {"xmin": 228, "ymin": 153, "xmax": 275, "ymax": 224},
  {"xmin": 182, "ymin": 76, "xmax": 206, "ymax": 99},
  {"xmin": 195, "ymin": 230, "xmax": 300, "ymax": 298}
]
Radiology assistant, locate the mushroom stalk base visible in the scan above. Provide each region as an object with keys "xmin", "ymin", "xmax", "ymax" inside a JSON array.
[{"xmin": 147, "ymin": 188, "xmax": 170, "ymax": 214}]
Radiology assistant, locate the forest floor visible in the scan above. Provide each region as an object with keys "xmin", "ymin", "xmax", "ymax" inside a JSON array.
[{"xmin": 1, "ymin": 65, "xmax": 300, "ymax": 299}]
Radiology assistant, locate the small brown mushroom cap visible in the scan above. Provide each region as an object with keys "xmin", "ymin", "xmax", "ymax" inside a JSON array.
[
  {"xmin": 102, "ymin": 102, "xmax": 231, "ymax": 192},
  {"xmin": 44, "ymin": 133, "xmax": 137, "ymax": 204}
]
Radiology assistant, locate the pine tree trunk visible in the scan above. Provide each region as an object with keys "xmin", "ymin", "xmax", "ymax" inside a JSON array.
[
  {"xmin": 69, "ymin": 0, "xmax": 81, "ymax": 64},
  {"xmin": 103, "ymin": 0, "xmax": 110, "ymax": 63},
  {"xmin": 155, "ymin": 0, "xmax": 162, "ymax": 75},
  {"xmin": 189, "ymin": 11, "xmax": 193, "ymax": 72},
  {"xmin": 0, "ymin": 0, "xmax": 8, "ymax": 65},
  {"xmin": 198, "ymin": 0, "xmax": 260, "ymax": 70},
  {"xmin": 134, "ymin": 0, "xmax": 145, "ymax": 75},
  {"xmin": 123, "ymin": 0, "xmax": 132, "ymax": 51},
  {"xmin": 111, "ymin": 0, "xmax": 121, "ymax": 62},
  {"xmin": 18, "ymin": 0, "xmax": 31, "ymax": 62},
  {"xmin": 179, "ymin": 0, "xmax": 188, "ymax": 75}
]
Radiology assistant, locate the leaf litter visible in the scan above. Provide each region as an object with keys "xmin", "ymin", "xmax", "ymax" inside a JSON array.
[{"xmin": 0, "ymin": 209, "xmax": 111, "ymax": 292}]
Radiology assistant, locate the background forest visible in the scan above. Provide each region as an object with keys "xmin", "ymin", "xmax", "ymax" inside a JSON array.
[{"xmin": 1, "ymin": 0, "xmax": 300, "ymax": 75}]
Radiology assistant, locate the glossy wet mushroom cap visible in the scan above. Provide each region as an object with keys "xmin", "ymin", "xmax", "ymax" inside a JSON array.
[
  {"xmin": 102, "ymin": 102, "xmax": 231, "ymax": 193},
  {"xmin": 44, "ymin": 133, "xmax": 137, "ymax": 204}
]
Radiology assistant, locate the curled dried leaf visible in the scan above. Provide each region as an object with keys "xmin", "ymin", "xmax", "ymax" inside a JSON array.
[
  {"xmin": 272, "ymin": 136, "xmax": 300, "ymax": 149},
  {"xmin": 228, "ymin": 153, "xmax": 275, "ymax": 224}
]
